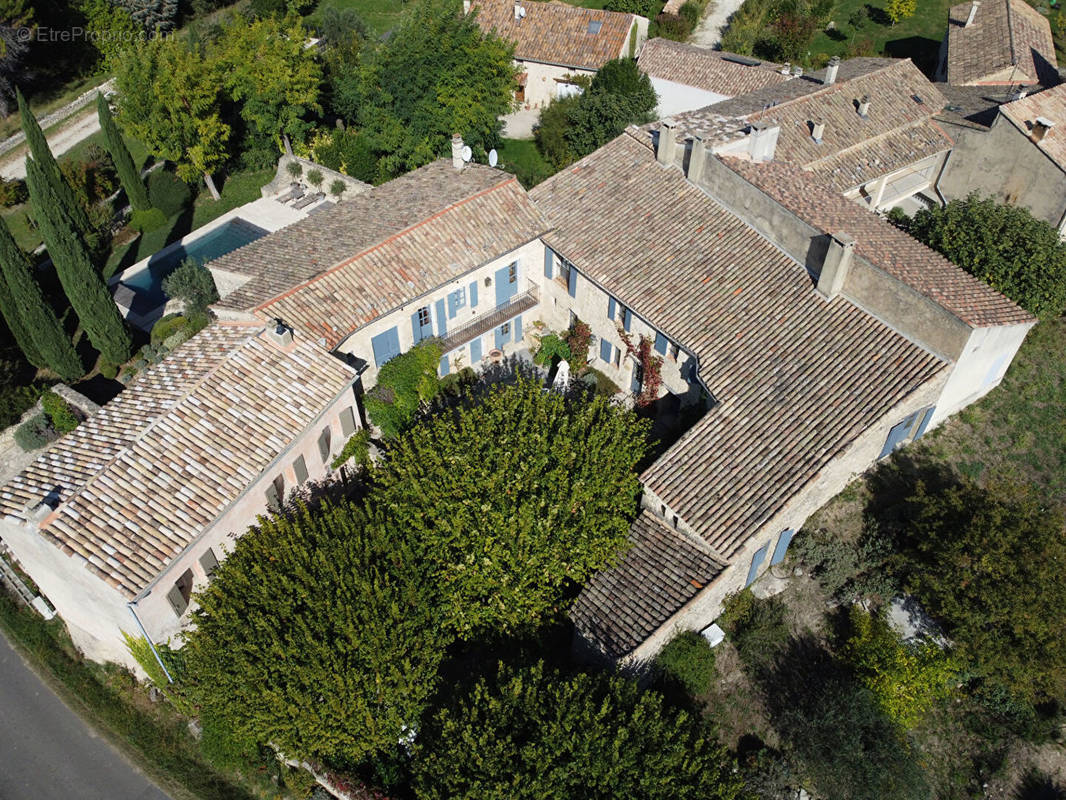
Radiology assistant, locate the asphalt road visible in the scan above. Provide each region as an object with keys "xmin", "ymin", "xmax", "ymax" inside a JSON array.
[{"xmin": 0, "ymin": 629, "xmax": 171, "ymax": 800}]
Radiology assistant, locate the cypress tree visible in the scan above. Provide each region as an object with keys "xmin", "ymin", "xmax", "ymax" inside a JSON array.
[
  {"xmin": 17, "ymin": 88, "xmax": 94, "ymax": 240},
  {"xmin": 0, "ymin": 260, "xmax": 46, "ymax": 369},
  {"xmin": 97, "ymin": 93, "xmax": 149, "ymax": 212},
  {"xmin": 26, "ymin": 157, "xmax": 131, "ymax": 365},
  {"xmin": 0, "ymin": 217, "xmax": 84, "ymax": 381}
]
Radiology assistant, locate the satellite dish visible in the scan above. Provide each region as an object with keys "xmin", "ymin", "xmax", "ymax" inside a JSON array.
[
  {"xmin": 461, "ymin": 145, "xmax": 473, "ymax": 162},
  {"xmin": 519, "ymin": 6, "xmax": 526, "ymax": 16},
  {"xmin": 488, "ymin": 148, "xmax": 498, "ymax": 167}
]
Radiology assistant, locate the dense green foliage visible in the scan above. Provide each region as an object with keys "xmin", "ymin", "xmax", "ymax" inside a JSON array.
[
  {"xmin": 413, "ymin": 662, "xmax": 744, "ymax": 800},
  {"xmin": 364, "ymin": 341, "xmax": 442, "ymax": 438},
  {"xmin": 375, "ymin": 379, "xmax": 648, "ymax": 637},
  {"xmin": 535, "ymin": 59, "xmax": 657, "ymax": 170},
  {"xmin": 0, "ymin": 222, "xmax": 46, "ymax": 371},
  {"xmin": 25, "ymin": 156, "xmax": 132, "ymax": 365},
  {"xmin": 0, "ymin": 380, "xmax": 47, "ymax": 430},
  {"xmin": 0, "ymin": 176, "xmax": 28, "ymax": 207},
  {"xmin": 720, "ymin": 0, "xmax": 833, "ymax": 62},
  {"xmin": 791, "ymin": 523, "xmax": 897, "ymax": 603},
  {"xmin": 146, "ymin": 170, "xmax": 192, "ymax": 218},
  {"xmin": 14, "ymin": 412, "xmax": 58, "ymax": 451},
  {"xmin": 532, "ymin": 331, "xmax": 571, "ymax": 366},
  {"xmin": 891, "ymin": 476, "xmax": 1066, "ymax": 704},
  {"xmin": 840, "ymin": 606, "xmax": 958, "ymax": 729},
  {"xmin": 186, "ymin": 500, "xmax": 448, "ymax": 766},
  {"xmin": 161, "ymin": 258, "xmax": 219, "ymax": 313},
  {"xmin": 893, "ymin": 194, "xmax": 1066, "ymax": 318},
  {"xmin": 98, "ymin": 92, "xmax": 150, "ymax": 212},
  {"xmin": 332, "ymin": 428, "xmax": 371, "ymax": 470},
  {"xmin": 41, "ymin": 390, "xmax": 80, "ymax": 434},
  {"xmin": 606, "ymin": 0, "xmax": 657, "ymax": 14},
  {"xmin": 329, "ymin": 0, "xmax": 516, "ymax": 183},
  {"xmin": 656, "ymin": 630, "xmax": 716, "ymax": 697}
]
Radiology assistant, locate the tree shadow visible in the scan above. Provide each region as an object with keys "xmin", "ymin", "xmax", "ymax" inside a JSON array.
[
  {"xmin": 884, "ymin": 36, "xmax": 942, "ymax": 77},
  {"xmin": 865, "ymin": 4, "xmax": 891, "ymax": 25},
  {"xmin": 1016, "ymin": 771, "xmax": 1066, "ymax": 800},
  {"xmin": 863, "ymin": 451, "xmax": 963, "ymax": 543}
]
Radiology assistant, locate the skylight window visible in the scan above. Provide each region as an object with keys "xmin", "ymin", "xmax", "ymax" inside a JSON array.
[{"xmin": 588, "ymin": 20, "xmax": 602, "ymax": 34}]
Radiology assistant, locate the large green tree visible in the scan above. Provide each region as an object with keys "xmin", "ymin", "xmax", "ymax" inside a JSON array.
[
  {"xmin": 217, "ymin": 14, "xmax": 322, "ymax": 156},
  {"xmin": 0, "ymin": 216, "xmax": 82, "ymax": 380},
  {"xmin": 373, "ymin": 378, "xmax": 649, "ymax": 637},
  {"xmin": 330, "ymin": 0, "xmax": 515, "ymax": 181},
  {"xmin": 899, "ymin": 193, "xmax": 1066, "ymax": 318},
  {"xmin": 185, "ymin": 501, "xmax": 448, "ymax": 766},
  {"xmin": 26, "ymin": 156, "xmax": 131, "ymax": 364},
  {"xmin": 413, "ymin": 661, "xmax": 744, "ymax": 800},
  {"xmin": 893, "ymin": 476, "xmax": 1066, "ymax": 704},
  {"xmin": 114, "ymin": 36, "xmax": 230, "ymax": 199},
  {"xmin": 97, "ymin": 92, "xmax": 149, "ymax": 212}
]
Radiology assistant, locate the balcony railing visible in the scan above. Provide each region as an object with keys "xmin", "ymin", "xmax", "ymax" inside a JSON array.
[{"xmin": 438, "ymin": 287, "xmax": 539, "ymax": 354}]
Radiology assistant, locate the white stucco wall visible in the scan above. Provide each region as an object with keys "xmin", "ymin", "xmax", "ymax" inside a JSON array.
[
  {"xmin": 517, "ymin": 60, "xmax": 596, "ymax": 110},
  {"xmin": 650, "ymin": 77, "xmax": 729, "ymax": 118}
]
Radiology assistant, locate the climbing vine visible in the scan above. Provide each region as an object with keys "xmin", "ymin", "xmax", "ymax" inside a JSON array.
[{"xmin": 617, "ymin": 328, "xmax": 663, "ymax": 407}]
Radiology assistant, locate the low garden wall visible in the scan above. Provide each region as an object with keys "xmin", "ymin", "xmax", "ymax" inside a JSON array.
[{"xmin": 261, "ymin": 155, "xmax": 371, "ymax": 203}]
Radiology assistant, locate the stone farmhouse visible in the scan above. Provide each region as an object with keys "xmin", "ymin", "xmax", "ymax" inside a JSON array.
[
  {"xmin": 658, "ymin": 57, "xmax": 956, "ymax": 212},
  {"xmin": 470, "ymin": 0, "xmax": 648, "ymax": 109},
  {"xmin": 0, "ymin": 84, "xmax": 1035, "ymax": 670}
]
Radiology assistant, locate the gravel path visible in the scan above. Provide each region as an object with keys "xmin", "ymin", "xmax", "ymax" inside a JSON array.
[
  {"xmin": 690, "ymin": 0, "xmax": 747, "ymax": 48},
  {"xmin": 0, "ymin": 110, "xmax": 102, "ymax": 179}
]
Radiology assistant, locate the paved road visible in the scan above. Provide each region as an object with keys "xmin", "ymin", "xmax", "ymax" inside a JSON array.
[{"xmin": 0, "ymin": 629, "xmax": 171, "ymax": 800}]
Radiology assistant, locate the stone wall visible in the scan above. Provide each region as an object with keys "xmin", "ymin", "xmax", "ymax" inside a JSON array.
[{"xmin": 261, "ymin": 155, "xmax": 371, "ymax": 202}]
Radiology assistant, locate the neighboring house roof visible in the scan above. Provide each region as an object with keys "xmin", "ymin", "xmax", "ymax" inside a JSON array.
[
  {"xmin": 935, "ymin": 82, "xmax": 1023, "ymax": 128},
  {"xmin": 258, "ymin": 174, "xmax": 548, "ymax": 349},
  {"xmin": 211, "ymin": 160, "xmax": 519, "ymax": 314},
  {"xmin": 999, "ymin": 81, "xmax": 1066, "ymax": 170},
  {"xmin": 662, "ymin": 58, "xmax": 953, "ymax": 192},
  {"xmin": 0, "ymin": 323, "xmax": 356, "ymax": 598},
  {"xmin": 637, "ymin": 39, "xmax": 789, "ymax": 96},
  {"xmin": 570, "ymin": 511, "xmax": 725, "ymax": 661},
  {"xmin": 531, "ymin": 132, "xmax": 946, "ymax": 568},
  {"xmin": 724, "ymin": 156, "xmax": 1035, "ymax": 328},
  {"xmin": 946, "ymin": 0, "xmax": 1057, "ymax": 86},
  {"xmin": 471, "ymin": 0, "xmax": 634, "ymax": 70}
]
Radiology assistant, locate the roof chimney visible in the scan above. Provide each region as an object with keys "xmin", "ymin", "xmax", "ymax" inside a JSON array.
[
  {"xmin": 657, "ymin": 119, "xmax": 678, "ymax": 166},
  {"xmin": 811, "ymin": 121, "xmax": 825, "ymax": 143},
  {"xmin": 965, "ymin": 0, "xmax": 980, "ymax": 26},
  {"xmin": 857, "ymin": 95, "xmax": 870, "ymax": 118},
  {"xmin": 514, "ymin": 0, "xmax": 524, "ymax": 20},
  {"xmin": 463, "ymin": 0, "xmax": 471, "ymax": 12},
  {"xmin": 780, "ymin": 61, "xmax": 791, "ymax": 76},
  {"xmin": 451, "ymin": 133, "xmax": 465, "ymax": 169},
  {"xmin": 817, "ymin": 233, "xmax": 856, "ymax": 299},
  {"xmin": 687, "ymin": 133, "xmax": 707, "ymax": 183},
  {"xmin": 749, "ymin": 122, "xmax": 779, "ymax": 162},
  {"xmin": 791, "ymin": 65, "xmax": 803, "ymax": 78},
  {"xmin": 1032, "ymin": 116, "xmax": 1055, "ymax": 142},
  {"xmin": 824, "ymin": 56, "xmax": 840, "ymax": 85},
  {"xmin": 267, "ymin": 318, "xmax": 294, "ymax": 347}
]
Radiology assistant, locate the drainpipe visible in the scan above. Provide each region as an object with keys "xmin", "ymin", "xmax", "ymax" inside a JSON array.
[{"xmin": 127, "ymin": 603, "xmax": 174, "ymax": 684}]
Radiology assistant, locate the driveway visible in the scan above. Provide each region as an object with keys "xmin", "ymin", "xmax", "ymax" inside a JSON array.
[
  {"xmin": 690, "ymin": 0, "xmax": 748, "ymax": 48},
  {"xmin": 0, "ymin": 109, "xmax": 102, "ymax": 180},
  {"xmin": 0, "ymin": 630, "xmax": 171, "ymax": 800}
]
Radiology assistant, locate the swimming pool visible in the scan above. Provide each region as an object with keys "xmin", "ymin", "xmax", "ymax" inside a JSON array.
[{"xmin": 118, "ymin": 218, "xmax": 268, "ymax": 305}]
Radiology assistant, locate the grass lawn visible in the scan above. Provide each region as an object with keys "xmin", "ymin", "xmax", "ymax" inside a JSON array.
[
  {"xmin": 807, "ymin": 0, "xmax": 953, "ymax": 71},
  {"xmin": 497, "ymin": 137, "xmax": 555, "ymax": 187},
  {"xmin": 311, "ymin": 0, "xmax": 408, "ymax": 37},
  {"xmin": 190, "ymin": 167, "xmax": 275, "ymax": 230},
  {"xmin": 0, "ymin": 72, "xmax": 112, "ymax": 143}
]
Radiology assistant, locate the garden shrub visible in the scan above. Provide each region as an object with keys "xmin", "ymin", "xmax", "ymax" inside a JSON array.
[
  {"xmin": 130, "ymin": 207, "xmax": 167, "ymax": 232},
  {"xmin": 329, "ymin": 179, "xmax": 345, "ymax": 199},
  {"xmin": 99, "ymin": 361, "xmax": 119, "ymax": 380},
  {"xmin": 331, "ymin": 428, "xmax": 371, "ymax": 470},
  {"xmin": 605, "ymin": 0, "xmax": 655, "ymax": 14},
  {"xmin": 566, "ymin": 320, "xmax": 591, "ymax": 371},
  {"xmin": 719, "ymin": 590, "xmax": 789, "ymax": 670},
  {"xmin": 286, "ymin": 161, "xmax": 303, "ymax": 179},
  {"xmin": 162, "ymin": 331, "xmax": 192, "ymax": 351},
  {"xmin": 840, "ymin": 606, "xmax": 959, "ymax": 729},
  {"xmin": 150, "ymin": 314, "xmax": 189, "ymax": 346},
  {"xmin": 439, "ymin": 366, "xmax": 476, "ymax": 396},
  {"xmin": 14, "ymin": 413, "xmax": 58, "ymax": 451},
  {"xmin": 0, "ymin": 382, "xmax": 46, "ymax": 429},
  {"xmin": 147, "ymin": 170, "xmax": 192, "ymax": 218},
  {"xmin": 582, "ymin": 367, "xmax": 620, "ymax": 397},
  {"xmin": 790, "ymin": 524, "xmax": 898, "ymax": 603},
  {"xmin": 0, "ymin": 176, "xmax": 28, "ymax": 207},
  {"xmin": 41, "ymin": 390, "xmax": 80, "ymax": 434},
  {"xmin": 162, "ymin": 259, "xmax": 220, "ymax": 313},
  {"xmin": 533, "ymin": 332, "xmax": 571, "ymax": 367},
  {"xmin": 364, "ymin": 341, "xmax": 442, "ymax": 438},
  {"xmin": 307, "ymin": 168, "xmax": 323, "ymax": 189},
  {"xmin": 656, "ymin": 630, "xmax": 717, "ymax": 696}
]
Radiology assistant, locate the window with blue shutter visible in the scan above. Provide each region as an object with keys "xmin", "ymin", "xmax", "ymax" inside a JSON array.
[
  {"xmin": 623, "ymin": 307, "xmax": 632, "ymax": 332},
  {"xmin": 770, "ymin": 529, "xmax": 795, "ymax": 566},
  {"xmin": 469, "ymin": 280, "xmax": 478, "ymax": 308},
  {"xmin": 514, "ymin": 315, "xmax": 523, "ymax": 341},
  {"xmin": 599, "ymin": 339, "xmax": 612, "ymax": 362},
  {"xmin": 654, "ymin": 332, "xmax": 667, "ymax": 355},
  {"xmin": 745, "ymin": 542, "xmax": 770, "ymax": 587},
  {"xmin": 439, "ymin": 354, "xmax": 450, "ymax": 376},
  {"xmin": 544, "ymin": 248, "xmax": 553, "ymax": 278},
  {"xmin": 608, "ymin": 296, "xmax": 616, "ymax": 320},
  {"xmin": 914, "ymin": 406, "xmax": 935, "ymax": 440},
  {"xmin": 412, "ymin": 307, "xmax": 432, "ymax": 343},
  {"xmin": 878, "ymin": 406, "xmax": 933, "ymax": 459},
  {"xmin": 435, "ymin": 298, "xmax": 447, "ymax": 337},
  {"xmin": 447, "ymin": 288, "xmax": 465, "ymax": 318},
  {"xmin": 470, "ymin": 337, "xmax": 482, "ymax": 362},
  {"xmin": 495, "ymin": 322, "xmax": 511, "ymax": 350},
  {"xmin": 567, "ymin": 264, "xmax": 577, "ymax": 297},
  {"xmin": 371, "ymin": 327, "xmax": 401, "ymax": 366}
]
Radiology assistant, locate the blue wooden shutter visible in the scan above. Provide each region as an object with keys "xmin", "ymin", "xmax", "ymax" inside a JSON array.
[
  {"xmin": 607, "ymin": 296, "xmax": 616, "ymax": 320},
  {"xmin": 514, "ymin": 315, "xmax": 523, "ymax": 341},
  {"xmin": 623, "ymin": 308, "xmax": 632, "ymax": 332},
  {"xmin": 567, "ymin": 265, "xmax": 577, "ymax": 297},
  {"xmin": 411, "ymin": 311, "xmax": 423, "ymax": 344},
  {"xmin": 600, "ymin": 339, "xmax": 612, "ymax": 362},
  {"xmin": 770, "ymin": 529, "xmax": 795, "ymax": 566},
  {"xmin": 371, "ymin": 327, "xmax": 400, "ymax": 367},
  {"xmin": 495, "ymin": 324, "xmax": 508, "ymax": 350},
  {"xmin": 914, "ymin": 406, "xmax": 935, "ymax": 440},
  {"xmin": 435, "ymin": 298, "xmax": 447, "ymax": 337},
  {"xmin": 470, "ymin": 337, "xmax": 482, "ymax": 362},
  {"xmin": 469, "ymin": 280, "xmax": 478, "ymax": 308},
  {"xmin": 654, "ymin": 332, "xmax": 667, "ymax": 355},
  {"xmin": 745, "ymin": 542, "xmax": 770, "ymax": 587},
  {"xmin": 543, "ymin": 248, "xmax": 553, "ymax": 278},
  {"xmin": 439, "ymin": 354, "xmax": 450, "ymax": 376},
  {"xmin": 447, "ymin": 291, "xmax": 459, "ymax": 319},
  {"xmin": 879, "ymin": 413, "xmax": 917, "ymax": 459}
]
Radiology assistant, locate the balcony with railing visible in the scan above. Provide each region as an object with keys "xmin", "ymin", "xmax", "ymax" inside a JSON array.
[{"xmin": 438, "ymin": 286, "xmax": 539, "ymax": 353}]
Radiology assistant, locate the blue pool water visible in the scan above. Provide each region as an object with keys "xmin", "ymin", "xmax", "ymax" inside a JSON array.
[{"xmin": 119, "ymin": 218, "xmax": 268, "ymax": 305}]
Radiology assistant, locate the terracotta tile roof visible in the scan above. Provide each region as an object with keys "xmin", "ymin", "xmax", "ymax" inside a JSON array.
[
  {"xmin": 0, "ymin": 323, "xmax": 356, "ymax": 598},
  {"xmin": 724, "ymin": 156, "xmax": 1035, "ymax": 327},
  {"xmin": 999, "ymin": 82, "xmax": 1066, "ymax": 169},
  {"xmin": 946, "ymin": 0, "xmax": 1057, "ymax": 86},
  {"xmin": 637, "ymin": 39, "xmax": 789, "ymax": 96},
  {"xmin": 662, "ymin": 59, "xmax": 952, "ymax": 187},
  {"xmin": 212, "ymin": 161, "xmax": 517, "ymax": 313},
  {"xmin": 472, "ymin": 0, "xmax": 634, "ymax": 70},
  {"xmin": 258, "ymin": 176, "xmax": 548, "ymax": 349},
  {"xmin": 936, "ymin": 82, "xmax": 1022, "ymax": 128},
  {"xmin": 570, "ymin": 511, "xmax": 725, "ymax": 661},
  {"xmin": 531, "ymin": 132, "xmax": 946, "ymax": 558}
]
